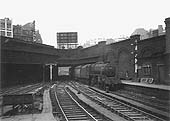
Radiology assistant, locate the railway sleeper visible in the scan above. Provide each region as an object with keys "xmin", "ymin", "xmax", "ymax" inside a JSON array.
[{"xmin": 76, "ymin": 84, "xmax": 167, "ymax": 121}]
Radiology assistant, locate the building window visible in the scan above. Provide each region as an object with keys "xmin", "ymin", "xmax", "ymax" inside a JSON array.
[
  {"xmin": 7, "ymin": 32, "xmax": 11, "ymax": 37},
  {"xmin": 7, "ymin": 23, "xmax": 11, "ymax": 30},
  {"xmin": 0, "ymin": 31, "xmax": 5, "ymax": 36},
  {"xmin": 142, "ymin": 64, "xmax": 151, "ymax": 76},
  {"xmin": 0, "ymin": 22, "xmax": 5, "ymax": 30}
]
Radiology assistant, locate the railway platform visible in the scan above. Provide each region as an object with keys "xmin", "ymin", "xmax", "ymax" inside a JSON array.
[
  {"xmin": 1, "ymin": 89, "xmax": 56, "ymax": 121},
  {"xmin": 121, "ymin": 80, "xmax": 170, "ymax": 91},
  {"xmin": 120, "ymin": 80, "xmax": 170, "ymax": 102}
]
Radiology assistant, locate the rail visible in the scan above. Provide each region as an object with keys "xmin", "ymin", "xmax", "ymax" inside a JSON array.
[
  {"xmin": 54, "ymin": 83, "xmax": 98, "ymax": 121},
  {"xmin": 70, "ymin": 82, "xmax": 167, "ymax": 121}
]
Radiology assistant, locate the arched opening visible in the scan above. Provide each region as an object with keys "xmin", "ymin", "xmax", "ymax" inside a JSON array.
[{"xmin": 118, "ymin": 49, "xmax": 132, "ymax": 80}]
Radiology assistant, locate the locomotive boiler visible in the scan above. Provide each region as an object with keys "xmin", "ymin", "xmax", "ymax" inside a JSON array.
[{"xmin": 74, "ymin": 62, "xmax": 121, "ymax": 91}]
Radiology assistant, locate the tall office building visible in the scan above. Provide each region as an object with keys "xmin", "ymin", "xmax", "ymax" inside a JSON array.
[
  {"xmin": 0, "ymin": 18, "xmax": 13, "ymax": 37},
  {"xmin": 13, "ymin": 21, "xmax": 35, "ymax": 42},
  {"xmin": 13, "ymin": 21, "xmax": 43, "ymax": 43}
]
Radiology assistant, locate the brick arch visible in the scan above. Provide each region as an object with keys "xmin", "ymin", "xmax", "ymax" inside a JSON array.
[
  {"xmin": 118, "ymin": 47, "xmax": 131, "ymax": 60},
  {"xmin": 118, "ymin": 48, "xmax": 133, "ymax": 79},
  {"xmin": 139, "ymin": 46, "xmax": 156, "ymax": 58},
  {"xmin": 105, "ymin": 51, "xmax": 116, "ymax": 63},
  {"xmin": 118, "ymin": 47, "xmax": 130, "ymax": 56}
]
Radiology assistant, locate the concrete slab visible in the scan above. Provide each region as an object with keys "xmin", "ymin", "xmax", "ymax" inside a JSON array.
[{"xmin": 1, "ymin": 89, "xmax": 57, "ymax": 121}]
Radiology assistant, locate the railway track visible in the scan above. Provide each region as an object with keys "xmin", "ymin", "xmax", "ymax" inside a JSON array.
[
  {"xmin": 50, "ymin": 83, "xmax": 113, "ymax": 121},
  {"xmin": 70, "ymin": 82, "xmax": 167, "ymax": 121},
  {"xmin": 111, "ymin": 89, "xmax": 169, "ymax": 112}
]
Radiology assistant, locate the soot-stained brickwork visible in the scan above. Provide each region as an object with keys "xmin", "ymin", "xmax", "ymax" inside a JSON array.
[{"xmin": 1, "ymin": 18, "xmax": 170, "ymax": 86}]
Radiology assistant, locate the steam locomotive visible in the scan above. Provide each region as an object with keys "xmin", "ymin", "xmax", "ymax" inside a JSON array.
[{"xmin": 73, "ymin": 62, "xmax": 121, "ymax": 91}]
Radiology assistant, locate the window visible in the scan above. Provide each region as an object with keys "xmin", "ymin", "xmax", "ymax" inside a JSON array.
[
  {"xmin": 60, "ymin": 34, "xmax": 63, "ymax": 36},
  {"xmin": 0, "ymin": 22, "xmax": 5, "ymax": 30},
  {"xmin": 0, "ymin": 31, "xmax": 5, "ymax": 36},
  {"xmin": 7, "ymin": 23, "xmax": 11, "ymax": 29},
  {"xmin": 142, "ymin": 64, "xmax": 151, "ymax": 75},
  {"xmin": 7, "ymin": 32, "xmax": 11, "ymax": 37}
]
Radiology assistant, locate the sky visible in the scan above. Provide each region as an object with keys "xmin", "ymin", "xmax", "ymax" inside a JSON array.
[{"xmin": 1, "ymin": 0, "xmax": 170, "ymax": 47}]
